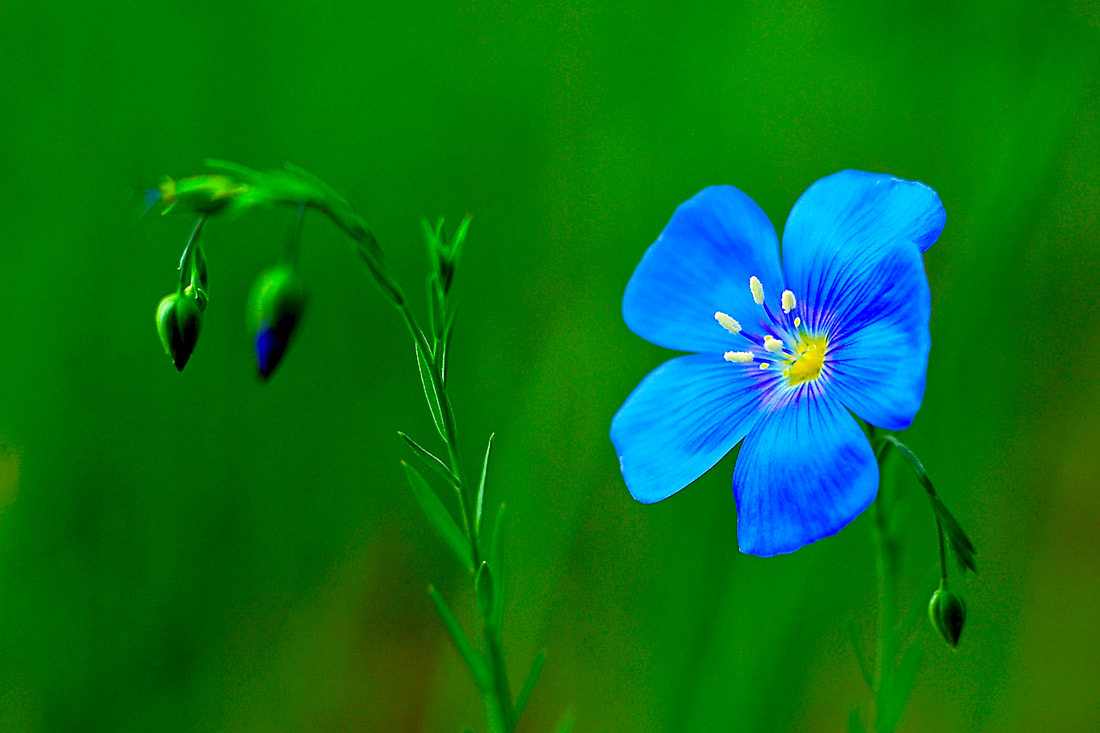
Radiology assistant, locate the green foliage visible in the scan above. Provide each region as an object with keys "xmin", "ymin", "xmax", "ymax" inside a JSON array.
[
  {"xmin": 403, "ymin": 462, "xmax": 473, "ymax": 572},
  {"xmin": 879, "ymin": 435, "xmax": 978, "ymax": 574}
]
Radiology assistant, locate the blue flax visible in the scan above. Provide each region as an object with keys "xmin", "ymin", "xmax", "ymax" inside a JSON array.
[{"xmin": 611, "ymin": 171, "xmax": 945, "ymax": 556}]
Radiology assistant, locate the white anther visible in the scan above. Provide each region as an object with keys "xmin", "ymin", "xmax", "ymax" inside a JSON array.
[
  {"xmin": 723, "ymin": 351, "xmax": 754, "ymax": 363},
  {"xmin": 763, "ymin": 335, "xmax": 783, "ymax": 353},
  {"xmin": 782, "ymin": 290, "xmax": 796, "ymax": 314},
  {"xmin": 749, "ymin": 276, "xmax": 765, "ymax": 305},
  {"xmin": 714, "ymin": 311, "xmax": 742, "ymax": 335},
  {"xmin": 794, "ymin": 316, "xmax": 801, "ymax": 328},
  {"xmin": 759, "ymin": 362, "xmax": 770, "ymax": 370}
]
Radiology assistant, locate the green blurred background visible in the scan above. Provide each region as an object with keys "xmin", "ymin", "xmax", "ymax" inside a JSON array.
[{"xmin": 1, "ymin": 1, "xmax": 1098, "ymax": 730}]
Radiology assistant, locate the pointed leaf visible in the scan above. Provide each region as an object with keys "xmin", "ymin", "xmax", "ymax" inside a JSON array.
[
  {"xmin": 845, "ymin": 620, "xmax": 873, "ymax": 691},
  {"xmin": 403, "ymin": 462, "xmax": 472, "ymax": 570},
  {"xmin": 476, "ymin": 433, "xmax": 495, "ymax": 536},
  {"xmin": 398, "ymin": 431, "xmax": 456, "ymax": 485},
  {"xmin": 554, "ymin": 708, "xmax": 577, "ymax": 733},
  {"xmin": 204, "ymin": 158, "xmax": 264, "ymax": 184},
  {"xmin": 451, "ymin": 214, "xmax": 472, "ymax": 264},
  {"xmin": 848, "ymin": 708, "xmax": 868, "ymax": 733},
  {"xmin": 440, "ymin": 305, "xmax": 459, "ymax": 386},
  {"xmin": 428, "ymin": 584, "xmax": 489, "ymax": 689},
  {"xmin": 929, "ymin": 496, "xmax": 978, "ymax": 574},
  {"xmin": 880, "ymin": 644, "xmax": 922, "ymax": 733},
  {"xmin": 882, "ymin": 436, "xmax": 977, "ymax": 574},
  {"xmin": 514, "ymin": 649, "xmax": 547, "ymax": 721},
  {"xmin": 413, "ymin": 341, "xmax": 446, "ymax": 441},
  {"xmin": 489, "ymin": 504, "xmax": 506, "ymax": 630},
  {"xmin": 475, "ymin": 561, "xmax": 495, "ymax": 623}
]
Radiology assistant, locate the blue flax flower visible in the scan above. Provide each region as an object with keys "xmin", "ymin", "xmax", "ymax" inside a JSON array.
[{"xmin": 611, "ymin": 171, "xmax": 945, "ymax": 556}]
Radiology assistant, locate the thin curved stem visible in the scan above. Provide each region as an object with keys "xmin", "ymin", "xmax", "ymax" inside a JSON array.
[{"xmin": 177, "ymin": 215, "xmax": 207, "ymax": 292}]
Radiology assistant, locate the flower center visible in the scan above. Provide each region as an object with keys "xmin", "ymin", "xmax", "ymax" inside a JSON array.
[
  {"xmin": 785, "ymin": 334, "xmax": 828, "ymax": 385},
  {"xmin": 714, "ymin": 276, "xmax": 829, "ymax": 387}
]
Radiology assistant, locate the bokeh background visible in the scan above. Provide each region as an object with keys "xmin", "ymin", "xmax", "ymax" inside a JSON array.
[{"xmin": 2, "ymin": 1, "xmax": 1098, "ymax": 730}]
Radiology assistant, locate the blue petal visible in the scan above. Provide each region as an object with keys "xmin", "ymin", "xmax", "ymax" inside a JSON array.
[
  {"xmin": 611, "ymin": 353, "xmax": 767, "ymax": 504},
  {"xmin": 781, "ymin": 171, "xmax": 943, "ymax": 334},
  {"xmin": 623, "ymin": 186, "xmax": 784, "ymax": 353},
  {"xmin": 824, "ymin": 243, "xmax": 931, "ymax": 429},
  {"xmin": 733, "ymin": 393, "xmax": 877, "ymax": 556}
]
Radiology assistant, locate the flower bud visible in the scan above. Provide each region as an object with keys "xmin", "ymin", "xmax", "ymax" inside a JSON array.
[
  {"xmin": 248, "ymin": 265, "xmax": 306, "ymax": 380},
  {"xmin": 928, "ymin": 584, "xmax": 966, "ymax": 648},
  {"xmin": 156, "ymin": 292, "xmax": 203, "ymax": 371},
  {"xmin": 157, "ymin": 174, "xmax": 252, "ymax": 217}
]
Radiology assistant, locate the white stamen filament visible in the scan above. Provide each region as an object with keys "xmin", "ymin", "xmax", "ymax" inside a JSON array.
[
  {"xmin": 714, "ymin": 311, "xmax": 741, "ymax": 335},
  {"xmin": 723, "ymin": 351, "xmax": 754, "ymax": 363}
]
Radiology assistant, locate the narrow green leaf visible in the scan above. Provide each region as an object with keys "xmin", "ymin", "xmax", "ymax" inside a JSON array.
[
  {"xmin": 421, "ymin": 217, "xmax": 439, "ymax": 251},
  {"xmin": 283, "ymin": 162, "xmax": 352, "ymax": 208},
  {"xmin": 882, "ymin": 436, "xmax": 977, "ymax": 574},
  {"xmin": 489, "ymin": 504, "xmax": 506, "ymax": 630},
  {"xmin": 845, "ymin": 620, "xmax": 873, "ymax": 691},
  {"xmin": 398, "ymin": 431, "xmax": 456, "ymax": 485},
  {"xmin": 428, "ymin": 585, "xmax": 489, "ymax": 689},
  {"xmin": 475, "ymin": 433, "xmax": 495, "ymax": 537},
  {"xmin": 514, "ymin": 649, "xmax": 547, "ymax": 721},
  {"xmin": 475, "ymin": 561, "xmax": 495, "ymax": 623},
  {"xmin": 848, "ymin": 708, "xmax": 868, "ymax": 733},
  {"xmin": 204, "ymin": 158, "xmax": 263, "ymax": 184},
  {"xmin": 554, "ymin": 707, "xmax": 577, "ymax": 733},
  {"xmin": 880, "ymin": 644, "xmax": 922, "ymax": 733},
  {"xmin": 451, "ymin": 214, "xmax": 472, "ymax": 266},
  {"xmin": 929, "ymin": 496, "xmax": 978, "ymax": 574},
  {"xmin": 440, "ymin": 305, "xmax": 459, "ymax": 386},
  {"xmin": 403, "ymin": 462, "xmax": 472, "ymax": 571},
  {"xmin": 413, "ymin": 341, "xmax": 446, "ymax": 441}
]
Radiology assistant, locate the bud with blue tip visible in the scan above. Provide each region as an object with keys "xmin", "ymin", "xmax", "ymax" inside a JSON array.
[
  {"xmin": 929, "ymin": 583, "xmax": 966, "ymax": 648},
  {"xmin": 248, "ymin": 264, "xmax": 306, "ymax": 380},
  {"xmin": 156, "ymin": 292, "xmax": 203, "ymax": 371}
]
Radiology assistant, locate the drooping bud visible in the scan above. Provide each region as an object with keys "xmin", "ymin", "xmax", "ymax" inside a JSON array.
[
  {"xmin": 928, "ymin": 584, "xmax": 967, "ymax": 648},
  {"xmin": 156, "ymin": 293, "xmax": 203, "ymax": 371},
  {"xmin": 248, "ymin": 265, "xmax": 306, "ymax": 380}
]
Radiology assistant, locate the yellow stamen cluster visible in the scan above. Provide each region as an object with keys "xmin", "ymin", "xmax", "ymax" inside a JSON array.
[{"xmin": 714, "ymin": 276, "xmax": 829, "ymax": 387}]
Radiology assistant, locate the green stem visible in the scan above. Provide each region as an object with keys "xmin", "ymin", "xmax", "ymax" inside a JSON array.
[
  {"xmin": 485, "ymin": 621, "xmax": 516, "ymax": 732},
  {"xmin": 936, "ymin": 519, "xmax": 948, "ymax": 584},
  {"xmin": 873, "ymin": 439, "xmax": 899, "ymax": 733},
  {"xmin": 333, "ymin": 209, "xmax": 513, "ymax": 731},
  {"xmin": 177, "ymin": 215, "xmax": 207, "ymax": 292}
]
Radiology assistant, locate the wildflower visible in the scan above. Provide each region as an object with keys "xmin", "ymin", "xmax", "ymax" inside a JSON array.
[{"xmin": 610, "ymin": 171, "xmax": 945, "ymax": 556}]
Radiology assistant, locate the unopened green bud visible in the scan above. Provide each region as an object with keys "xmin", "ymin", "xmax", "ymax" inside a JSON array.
[
  {"xmin": 929, "ymin": 584, "xmax": 966, "ymax": 648},
  {"xmin": 156, "ymin": 292, "xmax": 203, "ymax": 371},
  {"xmin": 248, "ymin": 265, "xmax": 306, "ymax": 380}
]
